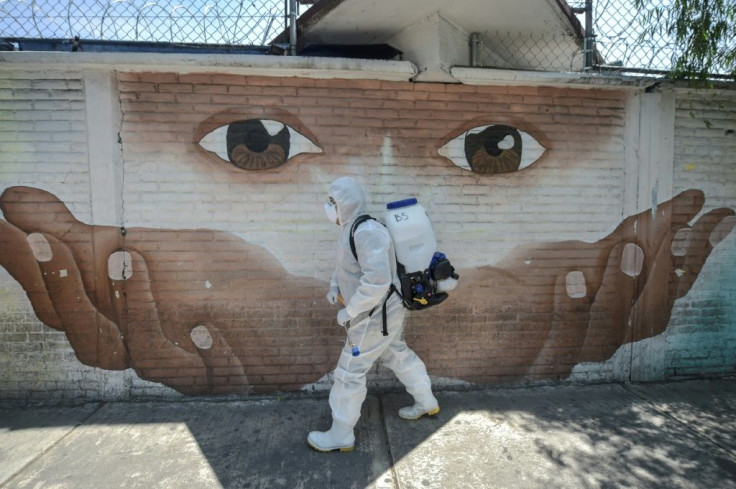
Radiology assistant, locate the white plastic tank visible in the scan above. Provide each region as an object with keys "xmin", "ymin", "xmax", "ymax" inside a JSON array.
[
  {"xmin": 436, "ymin": 277, "xmax": 458, "ymax": 292},
  {"xmin": 383, "ymin": 198, "xmax": 437, "ymax": 273}
]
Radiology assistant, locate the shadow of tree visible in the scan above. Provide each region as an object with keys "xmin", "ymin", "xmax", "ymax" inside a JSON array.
[{"xmin": 2, "ymin": 381, "xmax": 735, "ymax": 489}]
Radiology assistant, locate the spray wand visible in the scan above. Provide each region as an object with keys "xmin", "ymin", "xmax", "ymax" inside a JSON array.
[
  {"xmin": 342, "ymin": 323, "xmax": 360, "ymax": 357},
  {"xmin": 338, "ymin": 294, "xmax": 361, "ymax": 357}
]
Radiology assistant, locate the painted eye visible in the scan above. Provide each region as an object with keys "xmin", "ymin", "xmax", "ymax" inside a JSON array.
[
  {"xmin": 438, "ymin": 124, "xmax": 545, "ymax": 174},
  {"xmin": 198, "ymin": 119, "xmax": 322, "ymax": 170}
]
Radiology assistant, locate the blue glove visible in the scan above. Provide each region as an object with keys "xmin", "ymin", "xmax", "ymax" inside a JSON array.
[{"xmin": 337, "ymin": 308, "xmax": 352, "ymax": 327}]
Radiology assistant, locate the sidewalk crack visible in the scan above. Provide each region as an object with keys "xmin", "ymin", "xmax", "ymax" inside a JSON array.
[
  {"xmin": 377, "ymin": 395, "xmax": 401, "ymax": 489},
  {"xmin": 621, "ymin": 383, "xmax": 736, "ymax": 458}
]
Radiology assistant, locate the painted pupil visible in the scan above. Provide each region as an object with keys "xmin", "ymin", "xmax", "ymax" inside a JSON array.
[
  {"xmin": 228, "ymin": 120, "xmax": 274, "ymax": 154},
  {"xmin": 245, "ymin": 128, "xmax": 269, "ymax": 153},
  {"xmin": 484, "ymin": 137, "xmax": 504, "ymax": 157},
  {"xmin": 464, "ymin": 125, "xmax": 523, "ymax": 174},
  {"xmin": 222, "ymin": 119, "xmax": 292, "ymax": 170}
]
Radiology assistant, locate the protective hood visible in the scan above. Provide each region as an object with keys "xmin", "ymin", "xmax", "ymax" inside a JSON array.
[{"xmin": 328, "ymin": 177, "xmax": 366, "ymax": 226}]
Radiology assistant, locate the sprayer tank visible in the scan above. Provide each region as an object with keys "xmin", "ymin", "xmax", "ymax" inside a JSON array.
[{"xmin": 383, "ymin": 198, "xmax": 437, "ymax": 273}]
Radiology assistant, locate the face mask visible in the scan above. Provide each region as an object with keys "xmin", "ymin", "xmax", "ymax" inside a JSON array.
[{"xmin": 324, "ymin": 202, "xmax": 338, "ymax": 224}]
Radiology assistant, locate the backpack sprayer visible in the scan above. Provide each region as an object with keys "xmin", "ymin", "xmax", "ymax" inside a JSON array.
[
  {"xmin": 383, "ymin": 198, "xmax": 458, "ymax": 309},
  {"xmin": 341, "ymin": 198, "xmax": 459, "ymax": 356}
]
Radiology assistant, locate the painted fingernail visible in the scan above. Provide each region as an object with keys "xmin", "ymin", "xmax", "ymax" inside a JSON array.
[
  {"xmin": 190, "ymin": 325, "xmax": 213, "ymax": 350},
  {"xmin": 710, "ymin": 216, "xmax": 736, "ymax": 247},
  {"xmin": 27, "ymin": 233, "xmax": 53, "ymax": 262},
  {"xmin": 565, "ymin": 271, "xmax": 587, "ymax": 299},
  {"xmin": 107, "ymin": 250, "xmax": 133, "ymax": 280},
  {"xmin": 671, "ymin": 228, "xmax": 692, "ymax": 256},
  {"xmin": 621, "ymin": 243, "xmax": 644, "ymax": 277}
]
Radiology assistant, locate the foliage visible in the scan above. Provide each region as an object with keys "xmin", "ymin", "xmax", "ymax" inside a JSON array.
[{"xmin": 634, "ymin": 0, "xmax": 736, "ymax": 83}]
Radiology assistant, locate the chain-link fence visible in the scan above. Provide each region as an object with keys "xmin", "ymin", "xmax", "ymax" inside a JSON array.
[
  {"xmin": 1, "ymin": 0, "xmax": 731, "ymax": 77},
  {"xmin": 474, "ymin": 31, "xmax": 584, "ymax": 73},
  {"xmin": 591, "ymin": 0, "xmax": 735, "ymax": 77},
  {"xmin": 0, "ymin": 0, "xmax": 288, "ymax": 45},
  {"xmin": 591, "ymin": 0, "xmax": 677, "ymax": 73}
]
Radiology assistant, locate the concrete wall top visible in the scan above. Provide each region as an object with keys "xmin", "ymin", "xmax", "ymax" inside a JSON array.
[
  {"xmin": 0, "ymin": 52, "xmax": 418, "ymax": 81},
  {"xmin": 0, "ymin": 51, "xmax": 676, "ymax": 90}
]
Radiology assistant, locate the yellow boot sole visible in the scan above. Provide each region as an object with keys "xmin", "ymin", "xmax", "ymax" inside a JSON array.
[
  {"xmin": 400, "ymin": 406, "xmax": 441, "ymax": 420},
  {"xmin": 307, "ymin": 440, "xmax": 355, "ymax": 453}
]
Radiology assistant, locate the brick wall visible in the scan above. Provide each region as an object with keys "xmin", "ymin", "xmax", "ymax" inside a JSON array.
[
  {"xmin": 0, "ymin": 62, "xmax": 734, "ymax": 402},
  {"xmin": 569, "ymin": 89, "xmax": 736, "ymax": 383},
  {"xmin": 118, "ymin": 74, "xmax": 627, "ymax": 273},
  {"xmin": 0, "ymin": 70, "xmax": 90, "ymax": 402},
  {"xmin": 665, "ymin": 90, "xmax": 736, "ymax": 377},
  {"xmin": 0, "ymin": 70, "xmax": 177, "ymax": 402}
]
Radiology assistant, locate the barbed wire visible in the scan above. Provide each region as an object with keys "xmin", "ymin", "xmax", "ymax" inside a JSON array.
[
  {"xmin": 0, "ymin": 0, "xmax": 287, "ymax": 45},
  {"xmin": 1, "ymin": 0, "xmax": 730, "ymax": 77}
]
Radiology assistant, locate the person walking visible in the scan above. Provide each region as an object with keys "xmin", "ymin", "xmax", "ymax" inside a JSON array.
[{"xmin": 308, "ymin": 177, "xmax": 439, "ymax": 453}]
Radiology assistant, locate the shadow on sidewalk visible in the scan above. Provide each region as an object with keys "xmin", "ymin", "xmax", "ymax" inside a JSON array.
[{"xmin": 1, "ymin": 380, "xmax": 735, "ymax": 489}]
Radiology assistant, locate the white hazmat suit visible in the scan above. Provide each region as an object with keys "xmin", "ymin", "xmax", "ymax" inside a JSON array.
[{"xmin": 308, "ymin": 177, "xmax": 439, "ymax": 453}]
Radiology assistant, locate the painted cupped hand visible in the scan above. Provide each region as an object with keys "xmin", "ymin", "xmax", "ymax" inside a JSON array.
[
  {"xmin": 405, "ymin": 189, "xmax": 735, "ymax": 384},
  {"xmin": 0, "ymin": 186, "xmax": 341, "ymax": 395},
  {"xmin": 1, "ymin": 186, "xmax": 733, "ymax": 392}
]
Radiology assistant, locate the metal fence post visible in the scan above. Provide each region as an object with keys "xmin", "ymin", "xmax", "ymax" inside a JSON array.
[
  {"xmin": 572, "ymin": 0, "xmax": 594, "ymax": 71},
  {"xmin": 584, "ymin": 0, "xmax": 593, "ymax": 69},
  {"xmin": 469, "ymin": 32, "xmax": 482, "ymax": 67},
  {"xmin": 289, "ymin": 0, "xmax": 297, "ymax": 55}
]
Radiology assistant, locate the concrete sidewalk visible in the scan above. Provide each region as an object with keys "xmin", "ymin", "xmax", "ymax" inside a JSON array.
[{"xmin": 1, "ymin": 379, "xmax": 735, "ymax": 489}]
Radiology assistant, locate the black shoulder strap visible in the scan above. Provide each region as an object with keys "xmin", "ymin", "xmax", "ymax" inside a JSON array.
[
  {"xmin": 349, "ymin": 215, "xmax": 405, "ymax": 336},
  {"xmin": 349, "ymin": 214, "xmax": 376, "ymax": 262}
]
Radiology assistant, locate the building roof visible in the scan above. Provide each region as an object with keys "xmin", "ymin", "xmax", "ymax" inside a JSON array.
[
  {"xmin": 275, "ymin": 0, "xmax": 587, "ymax": 80},
  {"xmin": 288, "ymin": 0, "xmax": 584, "ymax": 45}
]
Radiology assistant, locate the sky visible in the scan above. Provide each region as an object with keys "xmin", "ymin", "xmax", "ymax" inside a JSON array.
[{"xmin": 0, "ymin": 0, "xmax": 290, "ymax": 45}]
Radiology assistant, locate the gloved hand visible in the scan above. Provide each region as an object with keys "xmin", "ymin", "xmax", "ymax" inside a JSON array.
[
  {"xmin": 326, "ymin": 286, "xmax": 340, "ymax": 305},
  {"xmin": 336, "ymin": 309, "xmax": 352, "ymax": 327}
]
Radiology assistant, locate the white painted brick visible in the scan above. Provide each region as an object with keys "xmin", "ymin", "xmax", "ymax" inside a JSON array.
[{"xmin": 1, "ymin": 66, "xmax": 735, "ymax": 402}]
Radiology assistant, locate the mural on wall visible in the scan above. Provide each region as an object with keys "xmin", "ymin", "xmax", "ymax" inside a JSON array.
[
  {"xmin": 0, "ymin": 73, "xmax": 734, "ymax": 395},
  {"xmin": 0, "ymin": 187, "xmax": 340, "ymax": 394},
  {"xmin": 410, "ymin": 190, "xmax": 734, "ymax": 381}
]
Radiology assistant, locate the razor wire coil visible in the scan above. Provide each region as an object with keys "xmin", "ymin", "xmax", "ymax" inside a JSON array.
[{"xmin": 0, "ymin": 0, "xmax": 288, "ymax": 45}]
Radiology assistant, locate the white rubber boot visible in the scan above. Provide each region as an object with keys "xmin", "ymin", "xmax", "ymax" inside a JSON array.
[
  {"xmin": 307, "ymin": 420, "xmax": 355, "ymax": 452},
  {"xmin": 398, "ymin": 394, "xmax": 440, "ymax": 420}
]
